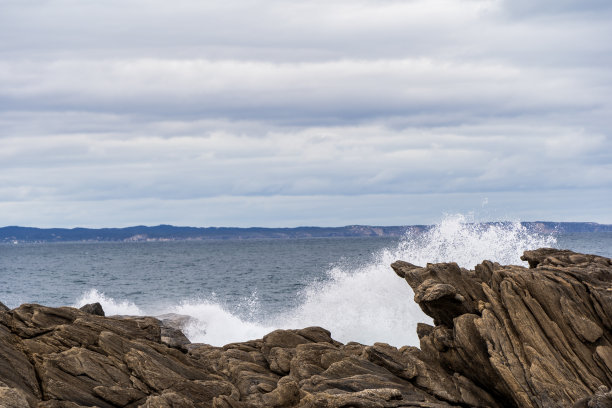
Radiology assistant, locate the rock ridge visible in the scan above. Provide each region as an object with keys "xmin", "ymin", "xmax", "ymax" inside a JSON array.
[{"xmin": 0, "ymin": 248, "xmax": 610, "ymax": 407}]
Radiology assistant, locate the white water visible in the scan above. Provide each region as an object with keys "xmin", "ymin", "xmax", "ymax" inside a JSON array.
[
  {"xmin": 75, "ymin": 215, "xmax": 556, "ymax": 347},
  {"xmin": 76, "ymin": 288, "xmax": 143, "ymax": 316}
]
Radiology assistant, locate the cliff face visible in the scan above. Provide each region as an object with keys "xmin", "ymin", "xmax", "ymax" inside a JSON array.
[{"xmin": 0, "ymin": 248, "xmax": 610, "ymax": 408}]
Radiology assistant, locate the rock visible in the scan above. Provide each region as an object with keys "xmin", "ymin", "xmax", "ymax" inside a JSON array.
[
  {"xmin": 0, "ymin": 381, "xmax": 30, "ymax": 408},
  {"xmin": 160, "ymin": 325, "xmax": 191, "ymax": 350},
  {"xmin": 573, "ymin": 386, "xmax": 612, "ymax": 408},
  {"xmin": 0, "ymin": 301, "xmax": 9, "ymax": 313},
  {"xmin": 0, "ymin": 324, "xmax": 41, "ymax": 402},
  {"xmin": 78, "ymin": 302, "xmax": 104, "ymax": 316},
  {"xmin": 156, "ymin": 313, "xmax": 192, "ymax": 350},
  {"xmin": 393, "ymin": 248, "xmax": 612, "ymax": 407},
  {"xmin": 139, "ymin": 392, "xmax": 196, "ymax": 407},
  {"xmin": 0, "ymin": 248, "xmax": 610, "ymax": 407}
]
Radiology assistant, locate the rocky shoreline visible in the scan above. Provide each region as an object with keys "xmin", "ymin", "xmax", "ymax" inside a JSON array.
[{"xmin": 1, "ymin": 248, "xmax": 611, "ymax": 407}]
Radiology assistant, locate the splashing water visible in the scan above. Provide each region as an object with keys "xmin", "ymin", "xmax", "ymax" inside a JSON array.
[
  {"xmin": 275, "ymin": 214, "xmax": 556, "ymax": 346},
  {"xmin": 390, "ymin": 214, "xmax": 557, "ymax": 267},
  {"xmin": 172, "ymin": 300, "xmax": 275, "ymax": 345},
  {"xmin": 75, "ymin": 288, "xmax": 143, "ymax": 316},
  {"xmin": 75, "ymin": 215, "xmax": 556, "ymax": 347}
]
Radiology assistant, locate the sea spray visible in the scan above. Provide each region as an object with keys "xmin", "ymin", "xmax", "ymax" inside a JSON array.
[
  {"xmin": 390, "ymin": 214, "xmax": 557, "ymax": 267},
  {"xmin": 275, "ymin": 214, "xmax": 556, "ymax": 346},
  {"xmin": 172, "ymin": 300, "xmax": 275, "ymax": 345},
  {"xmin": 276, "ymin": 258, "xmax": 427, "ymax": 346},
  {"xmin": 75, "ymin": 288, "xmax": 143, "ymax": 316},
  {"xmin": 75, "ymin": 215, "xmax": 557, "ymax": 347}
]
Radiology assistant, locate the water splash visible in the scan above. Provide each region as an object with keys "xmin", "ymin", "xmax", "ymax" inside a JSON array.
[
  {"xmin": 72, "ymin": 215, "xmax": 556, "ymax": 347},
  {"xmin": 171, "ymin": 300, "xmax": 274, "ymax": 345},
  {"xmin": 277, "ymin": 214, "xmax": 556, "ymax": 346},
  {"xmin": 181, "ymin": 215, "xmax": 557, "ymax": 346},
  {"xmin": 75, "ymin": 288, "xmax": 143, "ymax": 315},
  {"xmin": 390, "ymin": 214, "xmax": 557, "ymax": 268}
]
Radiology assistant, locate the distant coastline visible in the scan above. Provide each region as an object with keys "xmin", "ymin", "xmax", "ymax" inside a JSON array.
[{"xmin": 1, "ymin": 222, "xmax": 611, "ymax": 243}]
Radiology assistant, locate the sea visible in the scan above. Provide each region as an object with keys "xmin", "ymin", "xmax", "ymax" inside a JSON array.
[{"xmin": 1, "ymin": 215, "xmax": 611, "ymax": 348}]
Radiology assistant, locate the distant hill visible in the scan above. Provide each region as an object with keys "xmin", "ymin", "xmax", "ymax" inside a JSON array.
[
  {"xmin": 0, "ymin": 222, "xmax": 610, "ymax": 243},
  {"xmin": 0, "ymin": 225, "xmax": 416, "ymax": 243}
]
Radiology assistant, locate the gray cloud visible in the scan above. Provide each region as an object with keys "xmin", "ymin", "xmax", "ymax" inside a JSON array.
[
  {"xmin": 0, "ymin": 58, "xmax": 608, "ymax": 127},
  {"xmin": 0, "ymin": 0, "xmax": 610, "ymax": 226}
]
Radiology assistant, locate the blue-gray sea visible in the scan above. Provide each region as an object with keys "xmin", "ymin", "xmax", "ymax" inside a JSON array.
[{"xmin": 1, "ymin": 217, "xmax": 611, "ymax": 346}]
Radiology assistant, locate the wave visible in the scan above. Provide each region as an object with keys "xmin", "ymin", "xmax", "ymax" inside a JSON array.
[
  {"xmin": 75, "ymin": 288, "xmax": 143, "ymax": 316},
  {"xmin": 75, "ymin": 214, "xmax": 556, "ymax": 347}
]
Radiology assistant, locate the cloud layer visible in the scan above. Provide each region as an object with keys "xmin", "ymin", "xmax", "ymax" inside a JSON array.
[{"xmin": 1, "ymin": 0, "xmax": 610, "ymax": 226}]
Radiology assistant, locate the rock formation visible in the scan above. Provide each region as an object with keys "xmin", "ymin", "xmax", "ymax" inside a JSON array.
[
  {"xmin": 0, "ymin": 248, "xmax": 610, "ymax": 407},
  {"xmin": 79, "ymin": 303, "xmax": 105, "ymax": 317}
]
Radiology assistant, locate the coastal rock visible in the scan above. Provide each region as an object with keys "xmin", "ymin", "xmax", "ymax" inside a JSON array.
[
  {"xmin": 0, "ymin": 248, "xmax": 609, "ymax": 407},
  {"xmin": 78, "ymin": 303, "xmax": 104, "ymax": 316},
  {"xmin": 392, "ymin": 247, "xmax": 612, "ymax": 407},
  {"xmin": 156, "ymin": 313, "xmax": 193, "ymax": 350}
]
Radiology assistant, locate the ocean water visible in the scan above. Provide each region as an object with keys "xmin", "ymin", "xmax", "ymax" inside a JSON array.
[{"xmin": 1, "ymin": 215, "xmax": 610, "ymax": 347}]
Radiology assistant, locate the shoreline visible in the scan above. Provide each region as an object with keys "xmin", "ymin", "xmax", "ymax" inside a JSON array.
[{"xmin": 1, "ymin": 248, "xmax": 611, "ymax": 407}]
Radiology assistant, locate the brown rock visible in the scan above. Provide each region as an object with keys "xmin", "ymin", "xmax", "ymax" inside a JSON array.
[
  {"xmin": 0, "ymin": 381, "xmax": 30, "ymax": 408},
  {"xmin": 0, "ymin": 325, "xmax": 41, "ymax": 404},
  {"xmin": 139, "ymin": 392, "xmax": 196, "ymax": 407},
  {"xmin": 0, "ymin": 248, "xmax": 610, "ymax": 407},
  {"xmin": 78, "ymin": 302, "xmax": 105, "ymax": 316},
  {"xmin": 396, "ymin": 248, "xmax": 612, "ymax": 407}
]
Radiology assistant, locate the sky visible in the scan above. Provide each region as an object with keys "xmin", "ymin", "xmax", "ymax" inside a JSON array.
[{"xmin": 0, "ymin": 0, "xmax": 611, "ymax": 228}]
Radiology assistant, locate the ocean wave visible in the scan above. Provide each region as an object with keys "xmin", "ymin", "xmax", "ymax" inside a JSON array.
[
  {"xmin": 75, "ymin": 288, "xmax": 143, "ymax": 316},
  {"xmin": 74, "ymin": 214, "xmax": 556, "ymax": 347}
]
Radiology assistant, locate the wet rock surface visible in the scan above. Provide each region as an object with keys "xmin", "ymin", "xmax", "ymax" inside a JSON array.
[{"xmin": 0, "ymin": 248, "xmax": 610, "ymax": 407}]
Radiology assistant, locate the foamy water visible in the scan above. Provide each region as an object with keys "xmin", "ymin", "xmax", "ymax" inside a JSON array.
[{"xmin": 75, "ymin": 215, "xmax": 556, "ymax": 347}]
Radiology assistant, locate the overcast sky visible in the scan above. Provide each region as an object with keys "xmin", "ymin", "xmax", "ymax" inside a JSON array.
[{"xmin": 1, "ymin": 0, "xmax": 610, "ymax": 227}]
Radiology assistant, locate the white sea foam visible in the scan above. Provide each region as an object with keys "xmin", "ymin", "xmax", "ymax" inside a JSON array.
[
  {"xmin": 170, "ymin": 301, "xmax": 275, "ymax": 345},
  {"xmin": 277, "ymin": 260, "xmax": 427, "ymax": 346},
  {"xmin": 390, "ymin": 214, "xmax": 557, "ymax": 267},
  {"xmin": 75, "ymin": 288, "xmax": 143, "ymax": 316},
  {"xmin": 275, "ymin": 214, "xmax": 556, "ymax": 346},
  {"xmin": 73, "ymin": 215, "xmax": 556, "ymax": 347}
]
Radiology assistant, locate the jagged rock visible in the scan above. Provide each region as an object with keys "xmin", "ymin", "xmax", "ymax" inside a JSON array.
[
  {"xmin": 0, "ymin": 301, "xmax": 9, "ymax": 313},
  {"xmin": 156, "ymin": 313, "xmax": 193, "ymax": 350},
  {"xmin": 160, "ymin": 325, "xmax": 191, "ymax": 350},
  {"xmin": 78, "ymin": 302, "xmax": 104, "ymax": 316},
  {"xmin": 392, "ymin": 247, "xmax": 612, "ymax": 407},
  {"xmin": 0, "ymin": 249, "xmax": 610, "ymax": 407},
  {"xmin": 0, "ymin": 324, "xmax": 41, "ymax": 404}
]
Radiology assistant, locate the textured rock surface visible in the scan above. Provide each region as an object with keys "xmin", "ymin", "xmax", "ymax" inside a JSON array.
[
  {"xmin": 392, "ymin": 248, "xmax": 612, "ymax": 407},
  {"xmin": 79, "ymin": 303, "xmax": 105, "ymax": 317},
  {"xmin": 0, "ymin": 248, "xmax": 610, "ymax": 407}
]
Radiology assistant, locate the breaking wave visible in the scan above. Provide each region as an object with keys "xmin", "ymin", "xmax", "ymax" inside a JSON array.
[
  {"xmin": 75, "ymin": 214, "xmax": 556, "ymax": 347},
  {"xmin": 76, "ymin": 288, "xmax": 143, "ymax": 316}
]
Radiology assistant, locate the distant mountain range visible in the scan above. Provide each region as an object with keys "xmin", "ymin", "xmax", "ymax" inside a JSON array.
[{"xmin": 0, "ymin": 222, "xmax": 610, "ymax": 243}]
